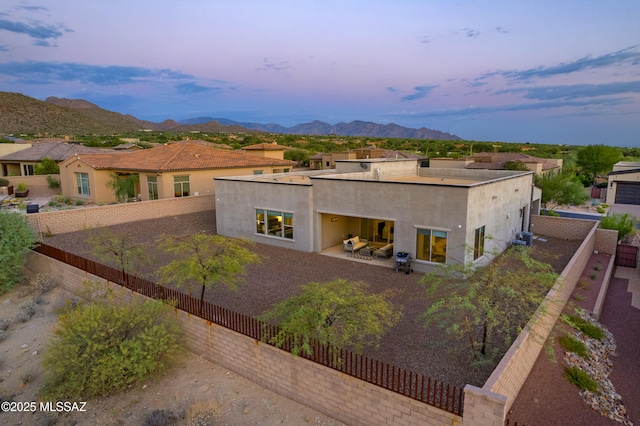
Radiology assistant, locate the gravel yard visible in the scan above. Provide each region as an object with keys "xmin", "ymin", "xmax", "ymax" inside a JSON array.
[{"xmin": 44, "ymin": 210, "xmax": 582, "ymax": 389}]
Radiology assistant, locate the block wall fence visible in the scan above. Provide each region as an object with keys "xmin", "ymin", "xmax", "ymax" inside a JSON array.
[
  {"xmin": 463, "ymin": 218, "xmax": 618, "ymax": 426},
  {"xmin": 25, "ymin": 194, "xmax": 216, "ymax": 235},
  {"xmin": 25, "ymin": 252, "xmax": 462, "ymax": 426},
  {"xmin": 24, "ymin": 212, "xmax": 617, "ymax": 426},
  {"xmin": 2, "ymin": 174, "xmax": 60, "ymax": 198}
]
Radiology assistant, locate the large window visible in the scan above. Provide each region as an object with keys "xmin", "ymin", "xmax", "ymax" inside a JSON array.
[
  {"xmin": 474, "ymin": 225, "xmax": 486, "ymax": 260},
  {"xmin": 23, "ymin": 164, "xmax": 34, "ymax": 176},
  {"xmin": 256, "ymin": 209, "xmax": 293, "ymax": 239},
  {"xmin": 416, "ymin": 228, "xmax": 447, "ymax": 263},
  {"xmin": 76, "ymin": 172, "xmax": 89, "ymax": 196},
  {"xmin": 173, "ymin": 175, "xmax": 190, "ymax": 197},
  {"xmin": 147, "ymin": 176, "xmax": 159, "ymax": 200}
]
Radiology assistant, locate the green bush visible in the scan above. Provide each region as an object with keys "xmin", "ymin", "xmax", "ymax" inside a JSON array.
[
  {"xmin": 0, "ymin": 212, "xmax": 38, "ymax": 293},
  {"xmin": 600, "ymin": 213, "xmax": 638, "ymax": 242},
  {"xmin": 46, "ymin": 175, "xmax": 60, "ymax": 189},
  {"xmin": 563, "ymin": 314, "xmax": 605, "ymax": 341},
  {"xmin": 41, "ymin": 294, "xmax": 181, "ymax": 400},
  {"xmin": 565, "ymin": 366, "xmax": 598, "ymax": 392},
  {"xmin": 0, "ymin": 178, "xmax": 8, "ymax": 187},
  {"xmin": 559, "ymin": 334, "xmax": 588, "ymax": 358}
]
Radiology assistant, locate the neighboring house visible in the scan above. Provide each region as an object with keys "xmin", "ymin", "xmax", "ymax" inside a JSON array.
[
  {"xmin": 241, "ymin": 143, "xmax": 287, "ymax": 160},
  {"xmin": 606, "ymin": 162, "xmax": 640, "ymax": 205},
  {"xmin": 113, "ymin": 143, "xmax": 143, "ymax": 151},
  {"xmin": 215, "ymin": 159, "xmax": 540, "ymax": 273},
  {"xmin": 57, "ymin": 142, "xmax": 297, "ymax": 204},
  {"xmin": 429, "ymin": 153, "xmax": 562, "ymax": 175},
  {"xmin": 309, "ymin": 147, "xmax": 426, "ymax": 170},
  {"xmin": 0, "ymin": 141, "xmax": 103, "ymax": 177}
]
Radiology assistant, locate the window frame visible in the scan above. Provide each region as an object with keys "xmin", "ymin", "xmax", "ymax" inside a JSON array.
[
  {"xmin": 23, "ymin": 164, "xmax": 34, "ymax": 176},
  {"xmin": 173, "ymin": 175, "xmax": 190, "ymax": 197},
  {"xmin": 474, "ymin": 225, "xmax": 486, "ymax": 260},
  {"xmin": 76, "ymin": 172, "xmax": 90, "ymax": 196},
  {"xmin": 147, "ymin": 175, "xmax": 159, "ymax": 200},
  {"xmin": 415, "ymin": 227, "xmax": 448, "ymax": 264},
  {"xmin": 255, "ymin": 208, "xmax": 294, "ymax": 240}
]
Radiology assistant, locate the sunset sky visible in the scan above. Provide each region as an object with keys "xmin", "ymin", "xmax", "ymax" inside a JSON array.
[{"xmin": 1, "ymin": 1, "xmax": 639, "ymax": 146}]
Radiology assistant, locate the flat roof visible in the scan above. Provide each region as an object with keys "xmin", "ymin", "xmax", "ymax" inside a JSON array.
[{"xmin": 386, "ymin": 175, "xmax": 482, "ymax": 185}]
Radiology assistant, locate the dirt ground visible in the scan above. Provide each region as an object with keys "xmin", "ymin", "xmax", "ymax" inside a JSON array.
[{"xmin": 0, "ymin": 284, "xmax": 345, "ymax": 426}]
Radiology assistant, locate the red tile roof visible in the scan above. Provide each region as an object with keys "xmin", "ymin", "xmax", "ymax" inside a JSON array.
[
  {"xmin": 70, "ymin": 143, "xmax": 296, "ymax": 172},
  {"xmin": 242, "ymin": 143, "xmax": 286, "ymax": 151}
]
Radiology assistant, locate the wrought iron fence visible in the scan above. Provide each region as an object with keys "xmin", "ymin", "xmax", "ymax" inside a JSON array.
[{"xmin": 34, "ymin": 242, "xmax": 464, "ymax": 415}]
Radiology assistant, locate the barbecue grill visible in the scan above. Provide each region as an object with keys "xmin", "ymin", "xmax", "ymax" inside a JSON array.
[{"xmin": 395, "ymin": 252, "xmax": 412, "ymax": 274}]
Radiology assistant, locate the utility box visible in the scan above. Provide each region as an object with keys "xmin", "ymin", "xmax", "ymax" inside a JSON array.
[
  {"xmin": 521, "ymin": 231, "xmax": 534, "ymax": 247},
  {"xmin": 26, "ymin": 204, "xmax": 39, "ymax": 214}
]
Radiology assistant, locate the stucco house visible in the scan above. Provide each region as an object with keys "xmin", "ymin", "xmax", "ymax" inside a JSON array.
[
  {"xmin": 0, "ymin": 141, "xmax": 103, "ymax": 176},
  {"xmin": 309, "ymin": 147, "xmax": 427, "ymax": 170},
  {"xmin": 215, "ymin": 158, "xmax": 541, "ymax": 273},
  {"xmin": 241, "ymin": 143, "xmax": 287, "ymax": 159},
  {"xmin": 58, "ymin": 142, "xmax": 297, "ymax": 204},
  {"xmin": 606, "ymin": 162, "xmax": 640, "ymax": 205},
  {"xmin": 429, "ymin": 153, "xmax": 562, "ymax": 175}
]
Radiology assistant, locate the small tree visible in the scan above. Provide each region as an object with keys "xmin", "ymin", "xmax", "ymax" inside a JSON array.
[
  {"xmin": 88, "ymin": 228, "xmax": 149, "ymax": 280},
  {"xmin": 34, "ymin": 157, "xmax": 60, "ymax": 175},
  {"xmin": 0, "ymin": 212, "xmax": 39, "ymax": 293},
  {"xmin": 260, "ymin": 279, "xmax": 401, "ymax": 362},
  {"xmin": 600, "ymin": 213, "xmax": 637, "ymax": 242},
  {"xmin": 420, "ymin": 246, "xmax": 558, "ymax": 364},
  {"xmin": 157, "ymin": 234, "xmax": 260, "ymax": 309},
  {"xmin": 576, "ymin": 144, "xmax": 622, "ymax": 183},
  {"xmin": 106, "ymin": 173, "xmax": 139, "ymax": 202},
  {"xmin": 535, "ymin": 170, "xmax": 590, "ymax": 212}
]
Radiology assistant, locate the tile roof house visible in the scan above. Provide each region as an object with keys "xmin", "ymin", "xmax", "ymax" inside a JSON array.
[
  {"xmin": 58, "ymin": 142, "xmax": 297, "ymax": 204},
  {"xmin": 0, "ymin": 141, "xmax": 104, "ymax": 176}
]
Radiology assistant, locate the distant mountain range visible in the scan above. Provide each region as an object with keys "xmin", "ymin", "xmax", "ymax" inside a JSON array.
[
  {"xmin": 0, "ymin": 92, "xmax": 460, "ymax": 140},
  {"xmin": 180, "ymin": 117, "xmax": 460, "ymax": 140}
]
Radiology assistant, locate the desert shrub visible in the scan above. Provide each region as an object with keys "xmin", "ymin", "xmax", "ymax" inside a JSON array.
[
  {"xmin": 565, "ymin": 366, "xmax": 599, "ymax": 392},
  {"xmin": 600, "ymin": 213, "xmax": 638, "ymax": 242},
  {"xmin": 41, "ymin": 295, "xmax": 181, "ymax": 400},
  {"xmin": 185, "ymin": 401, "xmax": 221, "ymax": 426},
  {"xmin": 21, "ymin": 370, "xmax": 36, "ymax": 384},
  {"xmin": 142, "ymin": 409, "xmax": 179, "ymax": 426},
  {"xmin": 0, "ymin": 212, "xmax": 39, "ymax": 293},
  {"xmin": 46, "ymin": 175, "xmax": 60, "ymax": 189},
  {"xmin": 578, "ymin": 280, "xmax": 590, "ymax": 290},
  {"xmin": 559, "ymin": 334, "xmax": 588, "ymax": 358},
  {"xmin": 0, "ymin": 330, "xmax": 7, "ymax": 342},
  {"xmin": 0, "ymin": 177, "xmax": 8, "ymax": 187},
  {"xmin": 0, "ymin": 318, "xmax": 10, "ymax": 331},
  {"xmin": 563, "ymin": 314, "xmax": 605, "ymax": 341},
  {"xmin": 16, "ymin": 300, "xmax": 37, "ymax": 322},
  {"xmin": 75, "ymin": 200, "xmax": 85, "ymax": 206},
  {"xmin": 30, "ymin": 274, "xmax": 56, "ymax": 294}
]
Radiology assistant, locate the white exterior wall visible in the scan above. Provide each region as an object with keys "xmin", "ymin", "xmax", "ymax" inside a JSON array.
[
  {"xmin": 606, "ymin": 171, "xmax": 640, "ymax": 205},
  {"xmin": 311, "ymin": 177, "xmax": 469, "ymax": 272},
  {"xmin": 466, "ymin": 174, "xmax": 535, "ymax": 266},
  {"xmin": 215, "ymin": 179, "xmax": 314, "ymax": 252},
  {"xmin": 215, "ymin": 165, "xmax": 535, "ymax": 274}
]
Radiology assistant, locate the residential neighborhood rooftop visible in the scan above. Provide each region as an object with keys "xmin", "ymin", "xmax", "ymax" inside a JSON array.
[
  {"xmin": 0, "ymin": 141, "xmax": 103, "ymax": 161},
  {"xmin": 66, "ymin": 142, "xmax": 297, "ymax": 172}
]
